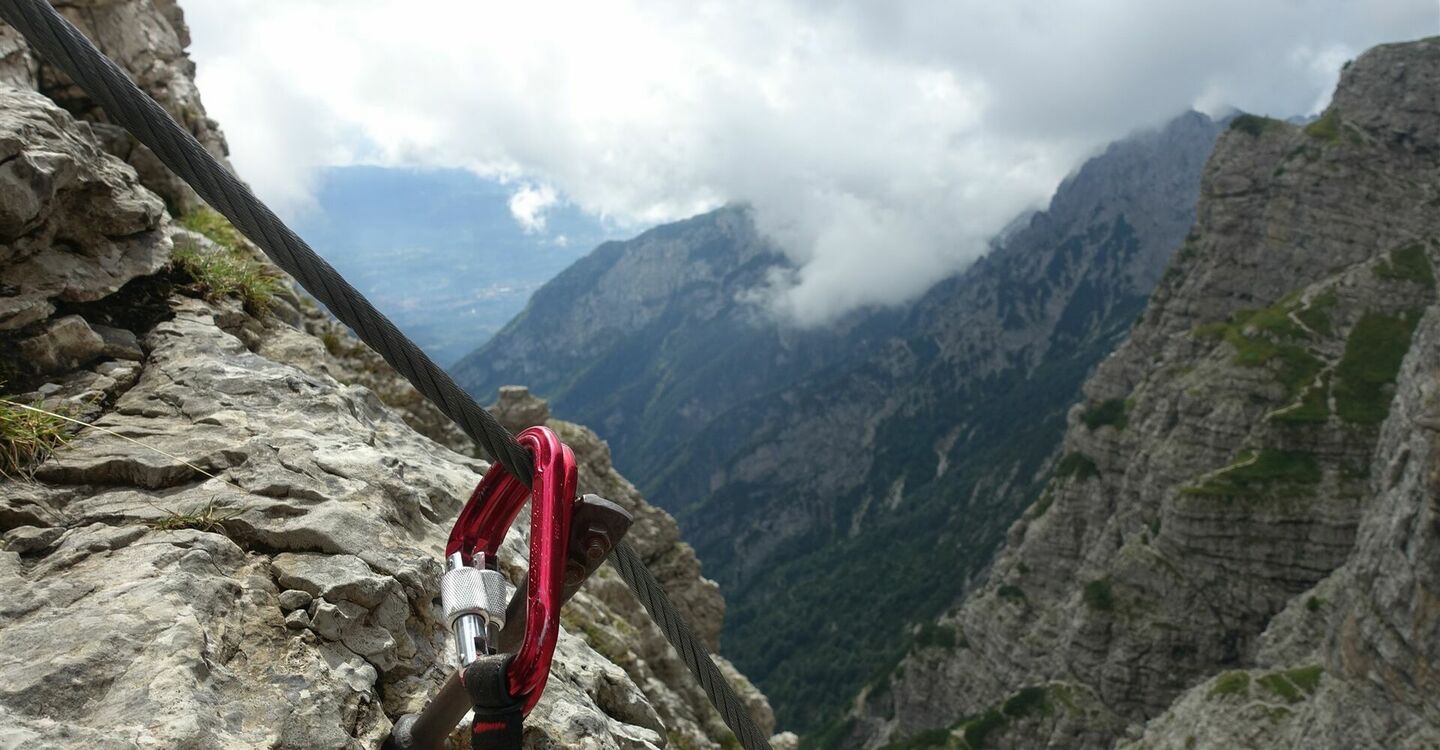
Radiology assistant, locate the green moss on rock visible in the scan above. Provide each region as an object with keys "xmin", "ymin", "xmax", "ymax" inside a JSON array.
[
  {"xmin": 1082, "ymin": 578, "xmax": 1114, "ymax": 611},
  {"xmin": 1081, "ymin": 398, "xmax": 1128, "ymax": 431},
  {"xmin": 1184, "ymin": 449, "xmax": 1321, "ymax": 498},
  {"xmin": 1056, "ymin": 452, "xmax": 1099, "ymax": 481},
  {"xmin": 1194, "ymin": 302, "xmax": 1323, "ymax": 402},
  {"xmin": 1373, "ymin": 242, "xmax": 1435, "ymax": 289},
  {"xmin": 1304, "ymin": 109, "xmax": 1341, "ymax": 142},
  {"xmin": 1210, "ymin": 671, "xmax": 1251, "ymax": 698},
  {"xmin": 1334, "ymin": 311, "xmax": 1421, "ymax": 424},
  {"xmin": 1230, "ymin": 114, "xmax": 1281, "ymax": 137}
]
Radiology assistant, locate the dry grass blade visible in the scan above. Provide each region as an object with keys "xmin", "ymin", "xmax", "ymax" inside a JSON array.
[
  {"xmin": 0, "ymin": 396, "xmax": 71, "ymax": 480},
  {"xmin": 2, "ymin": 398, "xmax": 255, "ymax": 534},
  {"xmin": 146, "ymin": 498, "xmax": 243, "ymax": 533},
  {"xmin": 0, "ymin": 398, "xmax": 249, "ymax": 494}
]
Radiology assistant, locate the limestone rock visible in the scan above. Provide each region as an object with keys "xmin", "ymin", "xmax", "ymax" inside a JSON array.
[
  {"xmin": 277, "ymin": 588, "xmax": 313, "ymax": 612},
  {"xmin": 0, "ymin": 284, "xmax": 761, "ymax": 748},
  {"xmin": 1, "ymin": 525, "xmax": 63, "ymax": 554},
  {"xmin": 0, "ymin": 86, "xmax": 169, "ymax": 333},
  {"xmin": 770, "ymin": 732, "xmax": 800, "ymax": 750},
  {"xmin": 36, "ymin": 0, "xmax": 232, "ymax": 213},
  {"xmin": 19, "ymin": 315, "xmax": 105, "ymax": 373},
  {"xmin": 493, "ymin": 384, "xmax": 552, "ymax": 432},
  {"xmin": 90, "ymin": 323, "xmax": 143, "ymax": 361},
  {"xmin": 849, "ymin": 37, "xmax": 1440, "ymax": 750},
  {"xmin": 0, "ymin": 4, "xmax": 775, "ymax": 745},
  {"xmin": 0, "ymin": 24, "xmax": 36, "ymax": 89}
]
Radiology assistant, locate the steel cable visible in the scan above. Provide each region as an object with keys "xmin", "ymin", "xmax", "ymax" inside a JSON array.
[{"xmin": 0, "ymin": 2, "xmax": 771, "ymax": 747}]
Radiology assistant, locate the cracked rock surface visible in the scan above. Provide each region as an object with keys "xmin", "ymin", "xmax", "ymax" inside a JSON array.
[{"xmin": 0, "ymin": 4, "xmax": 776, "ymax": 747}]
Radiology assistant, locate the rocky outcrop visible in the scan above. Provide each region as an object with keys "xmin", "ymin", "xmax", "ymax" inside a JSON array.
[
  {"xmin": 39, "ymin": 0, "xmax": 231, "ymax": 213},
  {"xmin": 0, "ymin": 5, "xmax": 774, "ymax": 748},
  {"xmin": 0, "ymin": 86, "xmax": 169, "ymax": 334},
  {"xmin": 1118, "ymin": 279, "xmax": 1440, "ymax": 750},
  {"xmin": 845, "ymin": 37, "xmax": 1440, "ymax": 749}
]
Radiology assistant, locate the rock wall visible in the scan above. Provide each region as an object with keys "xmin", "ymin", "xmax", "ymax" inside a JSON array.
[
  {"xmin": 844, "ymin": 36, "xmax": 1440, "ymax": 750},
  {"xmin": 0, "ymin": 4, "xmax": 775, "ymax": 748}
]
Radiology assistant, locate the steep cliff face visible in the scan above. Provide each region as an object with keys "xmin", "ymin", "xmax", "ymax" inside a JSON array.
[
  {"xmin": 0, "ymin": 5, "xmax": 774, "ymax": 748},
  {"xmin": 695, "ymin": 113, "xmax": 1225, "ymax": 732},
  {"xmin": 845, "ymin": 37, "xmax": 1440, "ymax": 750}
]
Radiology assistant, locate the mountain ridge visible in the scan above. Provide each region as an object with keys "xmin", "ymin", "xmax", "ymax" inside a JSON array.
[
  {"xmin": 454, "ymin": 109, "xmax": 1229, "ymax": 730},
  {"xmin": 841, "ymin": 35, "xmax": 1440, "ymax": 750}
]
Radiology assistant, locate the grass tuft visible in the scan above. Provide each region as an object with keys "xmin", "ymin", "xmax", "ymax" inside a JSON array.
[
  {"xmin": 1257, "ymin": 673, "xmax": 1300, "ymax": 703},
  {"xmin": 1272, "ymin": 373, "xmax": 1331, "ymax": 425},
  {"xmin": 1001, "ymin": 686, "xmax": 1049, "ymax": 719},
  {"xmin": 146, "ymin": 498, "xmax": 242, "ymax": 533},
  {"xmin": 1210, "ymin": 671, "xmax": 1251, "ymax": 698},
  {"xmin": 960, "ymin": 709, "xmax": 1006, "ymax": 749},
  {"xmin": 1230, "ymin": 114, "xmax": 1280, "ymax": 137},
  {"xmin": 1033, "ymin": 487, "xmax": 1056, "ymax": 518},
  {"xmin": 0, "ymin": 396, "xmax": 71, "ymax": 480},
  {"xmin": 321, "ymin": 331, "xmax": 345, "ymax": 356},
  {"xmin": 914, "ymin": 622, "xmax": 961, "ymax": 651},
  {"xmin": 996, "ymin": 584, "xmax": 1026, "ymax": 604},
  {"xmin": 1194, "ymin": 300, "xmax": 1322, "ymax": 402},
  {"xmin": 178, "ymin": 206, "xmax": 247, "ymax": 251},
  {"xmin": 1255, "ymin": 670, "xmax": 1319, "ymax": 704},
  {"xmin": 1303, "ymin": 109, "xmax": 1341, "ymax": 142},
  {"xmin": 1081, "ymin": 399, "xmax": 1128, "ymax": 431},
  {"xmin": 1284, "ymin": 665, "xmax": 1323, "ymax": 694},
  {"xmin": 173, "ymin": 238, "xmax": 281, "ymax": 315},
  {"xmin": 1294, "ymin": 291, "xmax": 1338, "ymax": 337},
  {"xmin": 1055, "ymin": 452, "xmax": 1100, "ymax": 481}
]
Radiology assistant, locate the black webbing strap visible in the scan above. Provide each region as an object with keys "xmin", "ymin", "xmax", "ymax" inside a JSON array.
[{"xmin": 464, "ymin": 655, "xmax": 524, "ymax": 750}]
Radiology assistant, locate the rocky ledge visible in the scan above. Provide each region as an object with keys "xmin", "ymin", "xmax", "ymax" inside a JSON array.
[{"xmin": 0, "ymin": 3, "xmax": 779, "ymax": 747}]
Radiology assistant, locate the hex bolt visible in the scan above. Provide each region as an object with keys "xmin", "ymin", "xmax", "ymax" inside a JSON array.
[{"xmin": 582, "ymin": 524, "xmax": 611, "ymax": 563}]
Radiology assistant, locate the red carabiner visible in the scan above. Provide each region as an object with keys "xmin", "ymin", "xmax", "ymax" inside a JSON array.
[{"xmin": 445, "ymin": 425, "xmax": 577, "ymax": 714}]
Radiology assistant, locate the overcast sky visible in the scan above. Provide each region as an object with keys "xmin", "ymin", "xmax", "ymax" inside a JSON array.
[{"xmin": 183, "ymin": 0, "xmax": 1438, "ymax": 325}]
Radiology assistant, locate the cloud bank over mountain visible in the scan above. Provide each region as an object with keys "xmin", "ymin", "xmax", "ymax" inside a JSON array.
[{"xmin": 185, "ymin": 0, "xmax": 1435, "ymax": 324}]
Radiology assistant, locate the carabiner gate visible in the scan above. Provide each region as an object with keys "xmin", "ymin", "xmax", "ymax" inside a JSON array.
[
  {"xmin": 385, "ymin": 426, "xmax": 634, "ymax": 750},
  {"xmin": 446, "ymin": 425, "xmax": 577, "ymax": 713}
]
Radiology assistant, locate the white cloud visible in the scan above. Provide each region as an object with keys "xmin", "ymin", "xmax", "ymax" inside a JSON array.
[
  {"xmin": 182, "ymin": 0, "xmax": 1437, "ymax": 325},
  {"xmin": 508, "ymin": 184, "xmax": 559, "ymax": 233}
]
